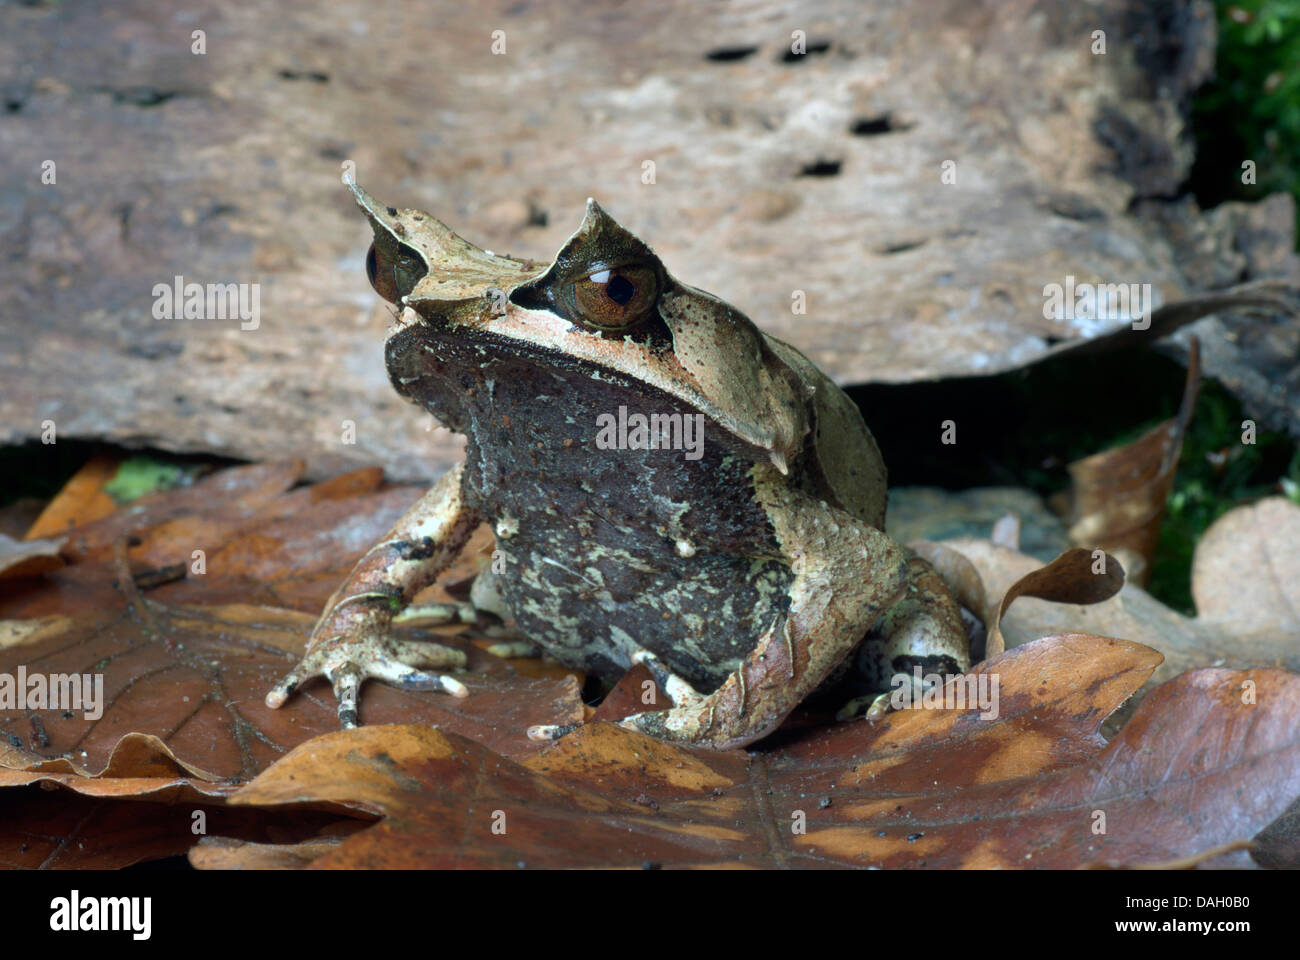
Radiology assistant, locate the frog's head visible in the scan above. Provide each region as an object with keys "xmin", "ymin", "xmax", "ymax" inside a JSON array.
[{"xmin": 350, "ymin": 181, "xmax": 810, "ymax": 473}]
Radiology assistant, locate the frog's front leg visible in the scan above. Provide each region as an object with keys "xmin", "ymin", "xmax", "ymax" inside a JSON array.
[
  {"xmin": 578, "ymin": 479, "xmax": 909, "ymax": 750},
  {"xmin": 265, "ymin": 461, "xmax": 481, "ymax": 727}
]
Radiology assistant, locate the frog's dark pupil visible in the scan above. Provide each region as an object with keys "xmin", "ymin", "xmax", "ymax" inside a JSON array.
[
  {"xmin": 366, "ymin": 245, "xmax": 379, "ymax": 284},
  {"xmin": 605, "ymin": 274, "xmax": 635, "ymax": 306}
]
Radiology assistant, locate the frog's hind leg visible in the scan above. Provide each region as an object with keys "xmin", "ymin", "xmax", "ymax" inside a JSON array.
[
  {"xmin": 836, "ymin": 552, "xmax": 971, "ymax": 721},
  {"xmin": 576, "ymin": 472, "xmax": 911, "ymax": 750}
]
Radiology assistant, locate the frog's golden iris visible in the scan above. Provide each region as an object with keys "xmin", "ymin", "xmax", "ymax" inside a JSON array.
[{"xmin": 564, "ymin": 263, "xmax": 659, "ymax": 332}]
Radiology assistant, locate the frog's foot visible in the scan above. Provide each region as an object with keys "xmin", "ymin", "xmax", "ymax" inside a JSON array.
[
  {"xmin": 629, "ymin": 649, "xmax": 706, "ymax": 709},
  {"xmin": 525, "ymin": 650, "xmax": 705, "ymax": 743},
  {"xmin": 265, "ymin": 633, "xmax": 469, "ymax": 728},
  {"xmin": 838, "ymin": 551, "xmax": 972, "ymax": 724},
  {"xmin": 835, "ymin": 692, "xmax": 895, "ymax": 722}
]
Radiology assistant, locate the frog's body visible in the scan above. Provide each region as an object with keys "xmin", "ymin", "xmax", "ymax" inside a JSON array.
[
  {"xmin": 265, "ymin": 183, "xmax": 968, "ymax": 749},
  {"xmin": 447, "ymin": 347, "xmax": 794, "ymax": 690}
]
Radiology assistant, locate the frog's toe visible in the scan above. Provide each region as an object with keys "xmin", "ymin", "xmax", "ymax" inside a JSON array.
[
  {"xmin": 392, "ymin": 601, "xmax": 479, "ymax": 627},
  {"xmin": 385, "ymin": 637, "xmax": 468, "ymax": 671},
  {"xmin": 331, "ymin": 665, "xmax": 364, "ymax": 728},
  {"xmin": 630, "ymin": 649, "xmax": 706, "ymax": 709},
  {"xmin": 266, "ymin": 634, "xmax": 471, "ymax": 724},
  {"xmin": 345, "ymin": 637, "xmax": 470, "ymax": 700},
  {"xmin": 526, "ymin": 722, "xmax": 583, "ymax": 742},
  {"xmin": 835, "ymin": 692, "xmax": 894, "ymax": 722},
  {"xmin": 370, "ymin": 661, "xmax": 470, "ymax": 697},
  {"xmin": 485, "ymin": 640, "xmax": 542, "ymax": 659},
  {"xmin": 264, "ymin": 643, "xmax": 334, "ymax": 709}
]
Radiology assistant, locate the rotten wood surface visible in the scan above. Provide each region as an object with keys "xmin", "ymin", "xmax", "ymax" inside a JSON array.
[{"xmin": 1, "ymin": 0, "xmax": 1296, "ymax": 483}]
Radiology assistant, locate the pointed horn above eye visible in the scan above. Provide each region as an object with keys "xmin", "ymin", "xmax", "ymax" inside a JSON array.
[
  {"xmin": 577, "ymin": 197, "xmax": 612, "ymax": 234},
  {"xmin": 347, "ymin": 181, "xmax": 402, "ymax": 231}
]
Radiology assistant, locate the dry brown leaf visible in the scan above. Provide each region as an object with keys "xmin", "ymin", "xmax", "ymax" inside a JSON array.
[
  {"xmin": 188, "ymin": 835, "xmax": 358, "ymax": 870},
  {"xmin": 946, "ymin": 497, "xmax": 1300, "ymax": 693},
  {"xmin": 0, "ymin": 787, "xmax": 347, "ymax": 869},
  {"xmin": 0, "ymin": 464, "xmax": 432, "ymax": 620},
  {"xmin": 56, "ymin": 461, "xmax": 306, "ymax": 564},
  {"xmin": 912, "ymin": 542, "xmax": 1123, "ymax": 658},
  {"xmin": 1057, "ymin": 339, "xmax": 1201, "ymax": 585},
  {"xmin": 24, "ymin": 454, "xmax": 122, "ymax": 541},
  {"xmin": 1191, "ymin": 497, "xmax": 1300, "ymax": 637},
  {"xmin": 0, "ymin": 533, "xmax": 65, "ymax": 579},
  {"xmin": 3, "ymin": 457, "xmax": 1298, "ymax": 870},
  {"xmin": 0, "ymin": 601, "xmax": 584, "ymax": 786},
  {"xmin": 200, "ymin": 634, "xmax": 1300, "ymax": 869}
]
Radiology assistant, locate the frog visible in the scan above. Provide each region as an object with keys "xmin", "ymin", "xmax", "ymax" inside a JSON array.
[{"xmin": 264, "ymin": 180, "xmax": 969, "ymax": 750}]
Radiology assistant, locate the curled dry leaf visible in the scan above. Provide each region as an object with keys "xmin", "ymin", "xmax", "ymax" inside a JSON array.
[
  {"xmin": 188, "ymin": 835, "xmax": 357, "ymax": 871},
  {"xmin": 22, "ymin": 454, "xmax": 122, "ymax": 541},
  {"xmin": 202, "ymin": 634, "xmax": 1300, "ymax": 869},
  {"xmin": 0, "ymin": 730, "xmax": 233, "ymax": 801},
  {"xmin": 911, "ymin": 542, "xmax": 1124, "ymax": 658},
  {"xmin": 1056, "ymin": 339, "xmax": 1201, "ymax": 586},
  {"xmin": 948, "ymin": 497, "xmax": 1300, "ymax": 693}
]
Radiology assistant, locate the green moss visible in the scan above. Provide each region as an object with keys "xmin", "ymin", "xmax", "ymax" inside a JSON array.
[
  {"xmin": 1191, "ymin": 0, "xmax": 1300, "ymax": 230},
  {"xmin": 102, "ymin": 456, "xmax": 189, "ymax": 503}
]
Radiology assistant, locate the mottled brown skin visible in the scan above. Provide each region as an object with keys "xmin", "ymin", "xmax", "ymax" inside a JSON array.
[{"xmin": 265, "ymin": 182, "xmax": 969, "ymax": 749}]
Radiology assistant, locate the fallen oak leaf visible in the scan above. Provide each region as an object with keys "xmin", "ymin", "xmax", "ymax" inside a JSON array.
[
  {"xmin": 911, "ymin": 542, "xmax": 1124, "ymax": 658},
  {"xmin": 1056, "ymin": 338, "xmax": 1201, "ymax": 585},
  {"xmin": 0, "ymin": 600, "xmax": 585, "ymax": 785},
  {"xmin": 0, "ymin": 786, "xmax": 349, "ymax": 869},
  {"xmin": 23, "ymin": 454, "xmax": 122, "ymax": 541},
  {"xmin": 946, "ymin": 497, "xmax": 1300, "ymax": 701},
  {"xmin": 0, "ymin": 533, "xmax": 65, "ymax": 579},
  {"xmin": 199, "ymin": 634, "xmax": 1300, "ymax": 869}
]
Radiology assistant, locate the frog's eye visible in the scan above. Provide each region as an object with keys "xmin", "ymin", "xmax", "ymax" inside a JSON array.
[
  {"xmin": 564, "ymin": 265, "xmax": 659, "ymax": 331},
  {"xmin": 366, "ymin": 240, "xmax": 426, "ymax": 304},
  {"xmin": 365, "ymin": 244, "xmax": 399, "ymax": 302}
]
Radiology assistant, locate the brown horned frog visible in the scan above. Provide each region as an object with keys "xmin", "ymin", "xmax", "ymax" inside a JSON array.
[{"xmin": 265, "ymin": 183, "xmax": 969, "ymax": 749}]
